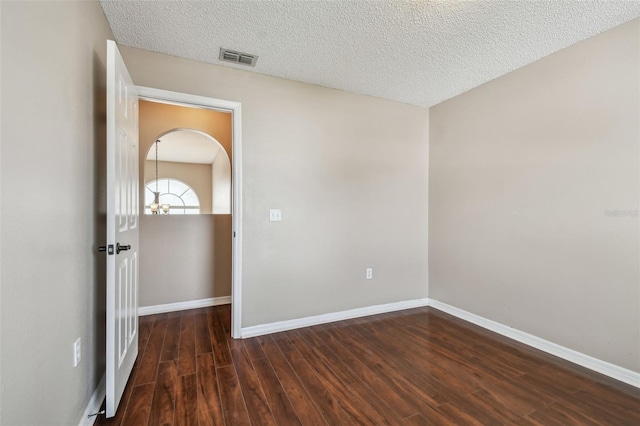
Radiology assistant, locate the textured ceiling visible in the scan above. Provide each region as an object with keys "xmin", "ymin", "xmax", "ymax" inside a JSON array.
[{"xmin": 101, "ymin": 0, "xmax": 640, "ymax": 108}]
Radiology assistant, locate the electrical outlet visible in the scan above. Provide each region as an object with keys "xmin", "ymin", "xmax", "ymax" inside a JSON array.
[
  {"xmin": 366, "ymin": 268, "xmax": 373, "ymax": 279},
  {"xmin": 269, "ymin": 209, "xmax": 282, "ymax": 222},
  {"xmin": 73, "ymin": 338, "xmax": 81, "ymax": 367}
]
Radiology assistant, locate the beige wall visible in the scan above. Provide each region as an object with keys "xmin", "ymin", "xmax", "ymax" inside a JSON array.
[
  {"xmin": 0, "ymin": 0, "xmax": 3, "ymax": 421},
  {"xmin": 144, "ymin": 160, "xmax": 213, "ymax": 214},
  {"xmin": 121, "ymin": 46, "xmax": 430, "ymax": 327},
  {"xmin": 139, "ymin": 100, "xmax": 232, "ymax": 162},
  {"xmin": 140, "ymin": 215, "xmax": 232, "ymax": 305},
  {"xmin": 212, "ymin": 150, "xmax": 232, "ymax": 214},
  {"xmin": 430, "ymin": 20, "xmax": 640, "ymax": 372},
  {"xmin": 0, "ymin": 1, "xmax": 113, "ymax": 424},
  {"xmin": 213, "ymin": 215, "xmax": 233, "ymax": 299}
]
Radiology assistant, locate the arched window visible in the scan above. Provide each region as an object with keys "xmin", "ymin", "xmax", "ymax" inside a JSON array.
[{"xmin": 145, "ymin": 178, "xmax": 200, "ymax": 215}]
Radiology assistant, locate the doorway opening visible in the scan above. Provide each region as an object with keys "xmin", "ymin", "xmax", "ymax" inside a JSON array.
[{"xmin": 136, "ymin": 87, "xmax": 243, "ymax": 338}]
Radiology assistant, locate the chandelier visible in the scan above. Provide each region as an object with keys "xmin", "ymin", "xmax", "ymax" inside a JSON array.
[{"xmin": 149, "ymin": 139, "xmax": 170, "ymax": 214}]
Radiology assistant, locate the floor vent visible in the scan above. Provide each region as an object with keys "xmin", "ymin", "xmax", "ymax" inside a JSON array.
[{"xmin": 219, "ymin": 48, "xmax": 258, "ymax": 67}]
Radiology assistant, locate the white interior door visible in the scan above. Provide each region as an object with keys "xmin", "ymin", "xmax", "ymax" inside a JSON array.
[{"xmin": 106, "ymin": 40, "xmax": 139, "ymax": 418}]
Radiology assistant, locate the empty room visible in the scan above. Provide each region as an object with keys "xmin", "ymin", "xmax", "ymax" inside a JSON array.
[{"xmin": 1, "ymin": 1, "xmax": 639, "ymax": 425}]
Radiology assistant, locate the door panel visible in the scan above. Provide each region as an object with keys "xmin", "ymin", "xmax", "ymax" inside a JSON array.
[{"xmin": 106, "ymin": 40, "xmax": 139, "ymax": 418}]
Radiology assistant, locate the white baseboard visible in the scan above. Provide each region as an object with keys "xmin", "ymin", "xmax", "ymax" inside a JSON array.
[
  {"xmin": 79, "ymin": 374, "xmax": 105, "ymax": 426},
  {"xmin": 241, "ymin": 298, "xmax": 429, "ymax": 338},
  {"xmin": 427, "ymin": 299, "xmax": 640, "ymax": 389},
  {"xmin": 138, "ymin": 296, "xmax": 231, "ymax": 316}
]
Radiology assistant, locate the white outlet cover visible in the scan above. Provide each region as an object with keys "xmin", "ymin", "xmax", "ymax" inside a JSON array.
[
  {"xmin": 73, "ymin": 338, "xmax": 81, "ymax": 367},
  {"xmin": 269, "ymin": 209, "xmax": 282, "ymax": 222}
]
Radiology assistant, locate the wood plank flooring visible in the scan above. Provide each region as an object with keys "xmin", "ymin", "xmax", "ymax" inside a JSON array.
[{"xmin": 97, "ymin": 305, "xmax": 640, "ymax": 425}]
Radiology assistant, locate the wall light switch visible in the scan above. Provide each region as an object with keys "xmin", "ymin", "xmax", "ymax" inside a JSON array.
[{"xmin": 269, "ymin": 209, "xmax": 282, "ymax": 222}]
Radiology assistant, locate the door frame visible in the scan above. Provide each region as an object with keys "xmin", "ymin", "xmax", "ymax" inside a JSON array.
[{"xmin": 136, "ymin": 86, "xmax": 243, "ymax": 338}]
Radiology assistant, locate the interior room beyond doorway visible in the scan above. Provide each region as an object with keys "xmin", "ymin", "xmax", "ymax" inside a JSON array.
[{"xmin": 138, "ymin": 100, "xmax": 233, "ymax": 310}]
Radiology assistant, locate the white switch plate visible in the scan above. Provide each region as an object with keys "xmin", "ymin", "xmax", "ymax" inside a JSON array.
[
  {"xmin": 269, "ymin": 209, "xmax": 282, "ymax": 222},
  {"xmin": 366, "ymin": 268, "xmax": 373, "ymax": 279},
  {"xmin": 73, "ymin": 338, "xmax": 81, "ymax": 367}
]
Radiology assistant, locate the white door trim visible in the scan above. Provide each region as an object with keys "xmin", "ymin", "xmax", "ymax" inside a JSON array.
[{"xmin": 135, "ymin": 86, "xmax": 243, "ymax": 339}]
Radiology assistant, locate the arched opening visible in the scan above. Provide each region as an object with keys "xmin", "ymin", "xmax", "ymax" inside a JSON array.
[{"xmin": 144, "ymin": 128, "xmax": 231, "ymax": 214}]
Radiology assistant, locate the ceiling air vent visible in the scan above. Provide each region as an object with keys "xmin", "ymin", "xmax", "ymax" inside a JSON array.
[{"xmin": 219, "ymin": 48, "xmax": 258, "ymax": 67}]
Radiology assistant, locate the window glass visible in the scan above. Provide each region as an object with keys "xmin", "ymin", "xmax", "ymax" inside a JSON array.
[
  {"xmin": 168, "ymin": 179, "xmax": 189, "ymax": 196},
  {"xmin": 180, "ymin": 190, "xmax": 199, "ymax": 206}
]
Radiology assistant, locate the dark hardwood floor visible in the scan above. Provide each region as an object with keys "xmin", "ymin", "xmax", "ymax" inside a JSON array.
[{"xmin": 97, "ymin": 305, "xmax": 640, "ymax": 425}]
